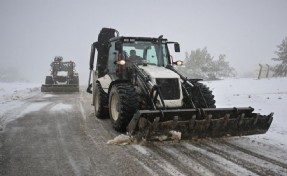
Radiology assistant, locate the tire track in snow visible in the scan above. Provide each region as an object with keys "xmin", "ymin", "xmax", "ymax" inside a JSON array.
[
  {"xmin": 50, "ymin": 93, "xmax": 94, "ymax": 176},
  {"xmin": 55, "ymin": 119, "xmax": 81, "ymax": 176},
  {"xmin": 168, "ymin": 143, "xmax": 252, "ymax": 176},
  {"xmin": 226, "ymin": 137, "xmax": 287, "ymax": 164},
  {"xmin": 131, "ymin": 144, "xmax": 187, "ymax": 176},
  {"xmin": 148, "ymin": 143, "xmax": 216, "ymax": 176},
  {"xmin": 219, "ymin": 139, "xmax": 287, "ymax": 169},
  {"xmin": 131, "ymin": 156, "xmax": 159, "ymax": 176},
  {"xmin": 195, "ymin": 141, "xmax": 287, "ymax": 176},
  {"xmin": 78, "ymin": 92, "xmax": 87, "ymax": 121},
  {"xmin": 78, "ymin": 92, "xmax": 117, "ymax": 141},
  {"xmin": 179, "ymin": 143, "xmax": 257, "ymax": 176},
  {"xmin": 154, "ymin": 144, "xmax": 217, "ymax": 176}
]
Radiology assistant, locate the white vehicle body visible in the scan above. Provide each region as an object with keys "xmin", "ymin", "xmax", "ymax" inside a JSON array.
[{"xmin": 94, "ymin": 65, "xmax": 183, "ymax": 108}]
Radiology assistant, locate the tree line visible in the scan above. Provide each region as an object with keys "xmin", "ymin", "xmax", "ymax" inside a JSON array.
[
  {"xmin": 176, "ymin": 47, "xmax": 236, "ymax": 80},
  {"xmin": 271, "ymin": 36, "xmax": 287, "ymax": 77},
  {"xmin": 176, "ymin": 36, "xmax": 287, "ymax": 80}
]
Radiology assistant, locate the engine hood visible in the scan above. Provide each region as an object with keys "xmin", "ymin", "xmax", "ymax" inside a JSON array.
[
  {"xmin": 138, "ymin": 65, "xmax": 180, "ymax": 79},
  {"xmin": 138, "ymin": 65, "xmax": 183, "ymax": 108}
]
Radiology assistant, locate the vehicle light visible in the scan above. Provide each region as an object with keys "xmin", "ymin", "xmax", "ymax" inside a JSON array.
[
  {"xmin": 173, "ymin": 60, "xmax": 183, "ymax": 66},
  {"xmin": 142, "ymin": 60, "xmax": 148, "ymax": 66},
  {"xmin": 116, "ymin": 60, "xmax": 126, "ymax": 65}
]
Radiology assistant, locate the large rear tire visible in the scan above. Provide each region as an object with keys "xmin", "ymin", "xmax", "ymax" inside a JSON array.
[
  {"xmin": 94, "ymin": 82, "xmax": 109, "ymax": 119},
  {"xmin": 183, "ymin": 82, "xmax": 216, "ymax": 108},
  {"xmin": 109, "ymin": 83, "xmax": 138, "ymax": 132}
]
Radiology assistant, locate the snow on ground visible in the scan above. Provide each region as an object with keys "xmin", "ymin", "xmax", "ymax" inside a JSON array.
[
  {"xmin": 43, "ymin": 94, "xmax": 55, "ymax": 98},
  {"xmin": 17, "ymin": 102, "xmax": 51, "ymax": 118},
  {"xmin": 0, "ymin": 78, "xmax": 286, "ymax": 148},
  {"xmin": 0, "ymin": 82, "xmax": 39, "ymax": 103},
  {"xmin": 0, "ymin": 82, "xmax": 40, "ymax": 130},
  {"xmin": 205, "ymin": 77, "xmax": 287, "ymax": 147},
  {"xmin": 50, "ymin": 103, "xmax": 73, "ymax": 112}
]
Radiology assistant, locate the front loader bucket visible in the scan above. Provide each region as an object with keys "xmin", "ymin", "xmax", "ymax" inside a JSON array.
[
  {"xmin": 41, "ymin": 84, "xmax": 79, "ymax": 93},
  {"xmin": 127, "ymin": 107, "xmax": 273, "ymax": 141}
]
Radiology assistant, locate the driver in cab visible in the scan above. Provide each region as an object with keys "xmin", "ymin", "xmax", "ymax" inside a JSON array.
[{"xmin": 127, "ymin": 49, "xmax": 143, "ymax": 65}]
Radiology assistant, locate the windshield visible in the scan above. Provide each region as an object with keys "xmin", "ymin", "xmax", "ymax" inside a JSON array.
[{"xmin": 122, "ymin": 41, "xmax": 170, "ymax": 67}]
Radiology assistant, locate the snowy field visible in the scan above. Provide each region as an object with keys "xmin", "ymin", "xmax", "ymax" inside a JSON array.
[{"xmin": 205, "ymin": 77, "xmax": 287, "ymax": 147}]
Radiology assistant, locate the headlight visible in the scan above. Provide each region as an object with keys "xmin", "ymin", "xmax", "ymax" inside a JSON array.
[
  {"xmin": 142, "ymin": 60, "xmax": 148, "ymax": 66},
  {"xmin": 173, "ymin": 60, "xmax": 183, "ymax": 66},
  {"xmin": 115, "ymin": 60, "xmax": 126, "ymax": 65}
]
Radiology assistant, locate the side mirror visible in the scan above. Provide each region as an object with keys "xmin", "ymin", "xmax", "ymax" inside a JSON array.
[
  {"xmin": 115, "ymin": 41, "xmax": 122, "ymax": 51},
  {"xmin": 174, "ymin": 43, "xmax": 180, "ymax": 52}
]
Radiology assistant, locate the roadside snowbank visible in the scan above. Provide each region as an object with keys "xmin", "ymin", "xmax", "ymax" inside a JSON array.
[
  {"xmin": 0, "ymin": 82, "xmax": 40, "ymax": 130},
  {"xmin": 0, "ymin": 82, "xmax": 39, "ymax": 103}
]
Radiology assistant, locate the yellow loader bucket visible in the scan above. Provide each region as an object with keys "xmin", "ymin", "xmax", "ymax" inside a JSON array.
[{"xmin": 127, "ymin": 107, "xmax": 273, "ymax": 141}]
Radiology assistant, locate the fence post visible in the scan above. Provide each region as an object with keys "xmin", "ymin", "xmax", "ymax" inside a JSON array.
[
  {"xmin": 266, "ymin": 64, "xmax": 270, "ymax": 78},
  {"xmin": 258, "ymin": 64, "xmax": 263, "ymax": 79}
]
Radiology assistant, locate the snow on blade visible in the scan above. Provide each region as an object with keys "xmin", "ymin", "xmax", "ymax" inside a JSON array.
[
  {"xmin": 153, "ymin": 131, "xmax": 181, "ymax": 141},
  {"xmin": 157, "ymin": 135, "xmax": 168, "ymax": 141},
  {"xmin": 169, "ymin": 130, "xmax": 181, "ymax": 141},
  {"xmin": 107, "ymin": 134, "xmax": 133, "ymax": 145}
]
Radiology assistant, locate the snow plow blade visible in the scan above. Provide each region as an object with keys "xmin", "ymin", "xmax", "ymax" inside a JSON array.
[
  {"xmin": 127, "ymin": 107, "xmax": 273, "ymax": 141},
  {"xmin": 41, "ymin": 84, "xmax": 79, "ymax": 93}
]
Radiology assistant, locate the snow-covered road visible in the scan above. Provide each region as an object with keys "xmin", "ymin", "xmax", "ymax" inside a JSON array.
[{"xmin": 0, "ymin": 78, "xmax": 287, "ymax": 176}]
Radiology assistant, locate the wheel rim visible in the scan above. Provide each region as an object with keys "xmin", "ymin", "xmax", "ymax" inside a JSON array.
[{"xmin": 110, "ymin": 93, "xmax": 119, "ymax": 121}]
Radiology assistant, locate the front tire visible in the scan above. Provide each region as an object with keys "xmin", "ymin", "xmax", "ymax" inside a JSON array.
[
  {"xmin": 192, "ymin": 82, "xmax": 216, "ymax": 108},
  {"xmin": 183, "ymin": 82, "xmax": 216, "ymax": 108},
  {"xmin": 109, "ymin": 83, "xmax": 138, "ymax": 132}
]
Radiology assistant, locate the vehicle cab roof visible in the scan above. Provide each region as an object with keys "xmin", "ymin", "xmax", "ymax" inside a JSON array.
[{"xmin": 109, "ymin": 36, "xmax": 168, "ymax": 43}]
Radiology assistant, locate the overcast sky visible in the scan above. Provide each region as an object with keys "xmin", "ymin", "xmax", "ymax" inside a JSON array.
[{"xmin": 0, "ymin": 0, "xmax": 286, "ymax": 84}]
